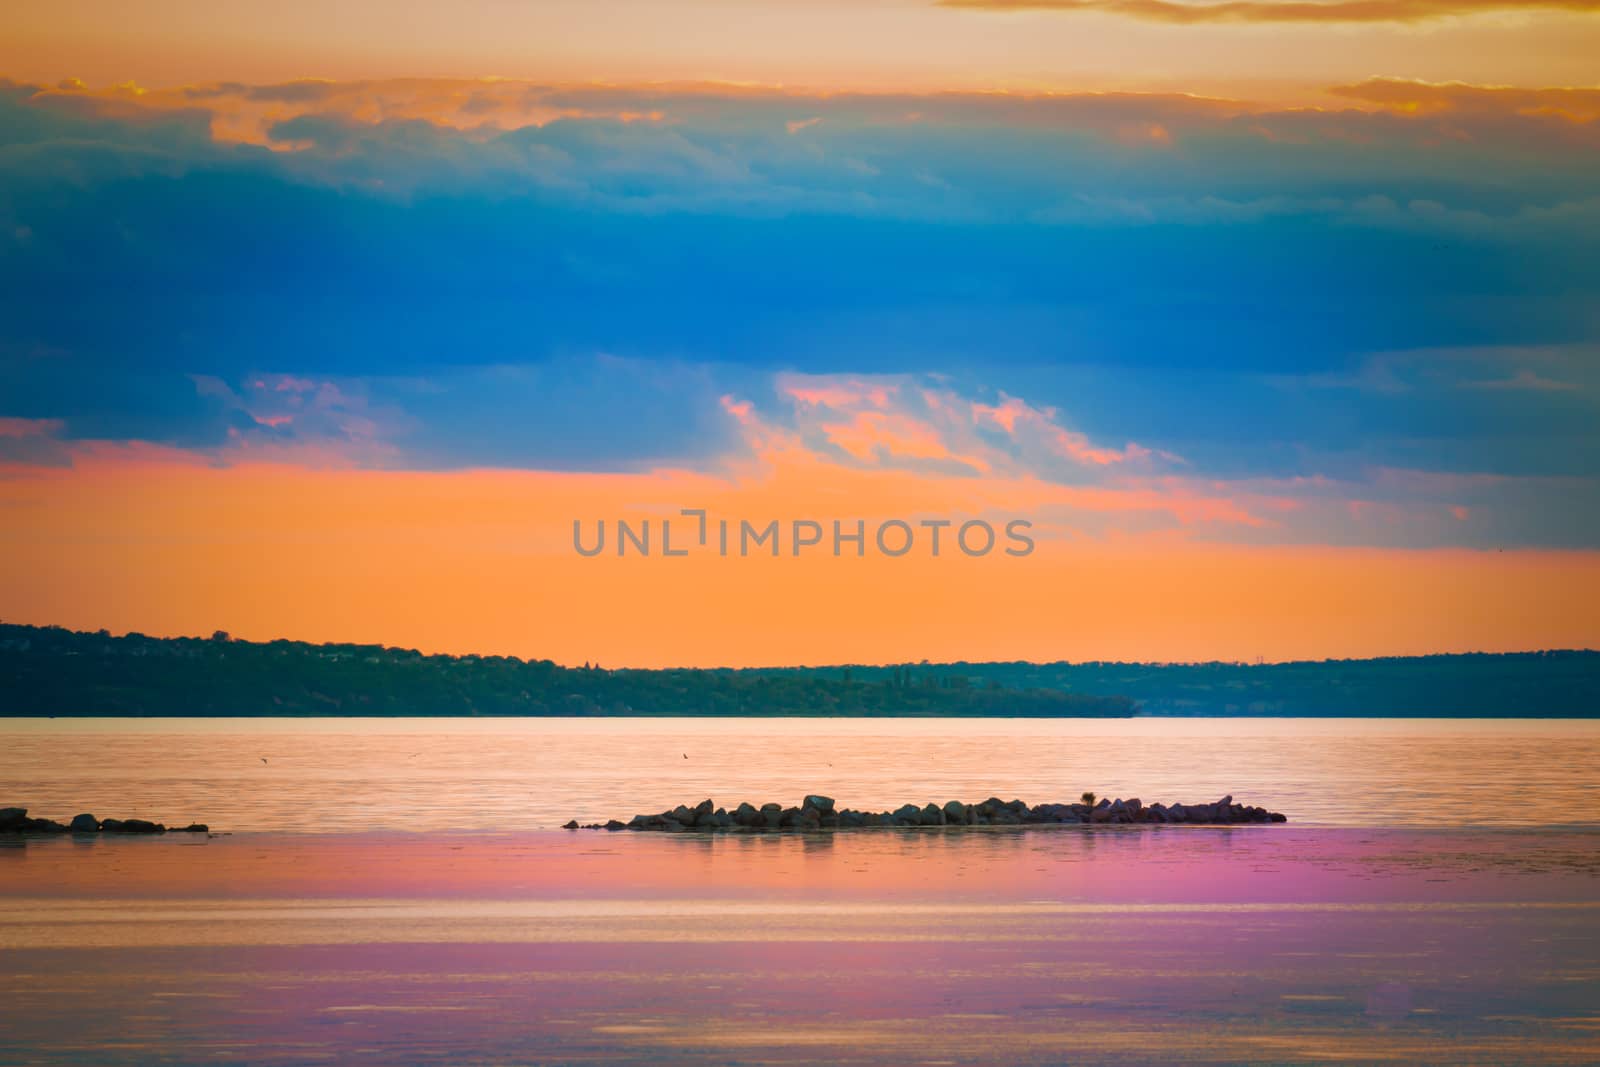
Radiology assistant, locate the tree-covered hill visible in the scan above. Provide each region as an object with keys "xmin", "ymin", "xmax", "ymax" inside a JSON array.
[
  {"xmin": 748, "ymin": 652, "xmax": 1600, "ymax": 717},
  {"xmin": 2, "ymin": 623, "xmax": 1594, "ymax": 717},
  {"xmin": 0, "ymin": 624, "xmax": 1132, "ymax": 717}
]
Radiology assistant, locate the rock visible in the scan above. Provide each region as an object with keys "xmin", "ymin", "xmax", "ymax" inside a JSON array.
[
  {"xmin": 942, "ymin": 800, "xmax": 968, "ymax": 823},
  {"xmin": 920, "ymin": 803, "xmax": 945, "ymax": 826},
  {"xmin": 892, "ymin": 803, "xmax": 923, "ymax": 825},
  {"xmin": 604, "ymin": 819, "xmax": 627, "ymax": 831},
  {"xmin": 99, "ymin": 818, "xmax": 124, "ymax": 832},
  {"xmin": 734, "ymin": 802, "xmax": 760, "ymax": 826},
  {"xmin": 693, "ymin": 799, "xmax": 715, "ymax": 818},
  {"xmin": 562, "ymin": 819, "xmax": 580, "ymax": 830},
  {"xmin": 0, "ymin": 807, "xmax": 27, "ymax": 832},
  {"xmin": 670, "ymin": 805, "xmax": 695, "ymax": 824},
  {"xmin": 176, "ymin": 823, "xmax": 209, "ymax": 833},
  {"xmin": 69, "ymin": 813, "xmax": 100, "ymax": 833},
  {"xmin": 802, "ymin": 795, "xmax": 835, "ymax": 814},
  {"xmin": 115, "ymin": 819, "xmax": 164, "ymax": 834}
]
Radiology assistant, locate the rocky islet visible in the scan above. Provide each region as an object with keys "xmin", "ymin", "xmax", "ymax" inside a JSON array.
[
  {"xmin": 565, "ymin": 793, "xmax": 1286, "ymax": 831},
  {"xmin": 0, "ymin": 807, "xmax": 209, "ymax": 835}
]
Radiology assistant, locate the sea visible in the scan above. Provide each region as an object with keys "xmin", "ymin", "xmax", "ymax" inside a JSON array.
[{"xmin": 2, "ymin": 717, "xmax": 1598, "ymax": 1065}]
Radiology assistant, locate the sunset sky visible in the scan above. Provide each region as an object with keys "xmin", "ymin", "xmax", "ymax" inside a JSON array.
[{"xmin": 1, "ymin": 0, "xmax": 1597, "ymax": 665}]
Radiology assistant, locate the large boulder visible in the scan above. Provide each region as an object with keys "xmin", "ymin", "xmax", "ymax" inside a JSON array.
[
  {"xmin": 920, "ymin": 803, "xmax": 945, "ymax": 826},
  {"xmin": 802, "ymin": 795, "xmax": 835, "ymax": 815},
  {"xmin": 69, "ymin": 813, "xmax": 100, "ymax": 833},
  {"xmin": 733, "ymin": 802, "xmax": 760, "ymax": 826},
  {"xmin": 892, "ymin": 803, "xmax": 923, "ymax": 825},
  {"xmin": 0, "ymin": 808, "xmax": 27, "ymax": 832},
  {"xmin": 942, "ymin": 800, "xmax": 968, "ymax": 823}
]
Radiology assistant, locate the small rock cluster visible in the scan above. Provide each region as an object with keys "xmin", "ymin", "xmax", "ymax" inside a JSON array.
[
  {"xmin": 0, "ymin": 807, "xmax": 209, "ymax": 836},
  {"xmin": 564, "ymin": 793, "xmax": 1286, "ymax": 832}
]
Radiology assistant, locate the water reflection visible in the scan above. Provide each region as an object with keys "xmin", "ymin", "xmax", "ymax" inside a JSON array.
[{"xmin": 0, "ymin": 829, "xmax": 1597, "ymax": 1065}]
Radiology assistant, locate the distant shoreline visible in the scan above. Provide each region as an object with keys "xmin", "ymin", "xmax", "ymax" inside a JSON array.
[{"xmin": 3, "ymin": 622, "xmax": 1598, "ymax": 719}]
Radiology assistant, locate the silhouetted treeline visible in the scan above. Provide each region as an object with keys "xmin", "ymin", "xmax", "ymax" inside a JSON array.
[
  {"xmin": 0, "ymin": 624, "xmax": 1132, "ymax": 718},
  {"xmin": 752, "ymin": 652, "xmax": 1600, "ymax": 717},
  {"xmin": 3, "ymin": 624, "xmax": 1594, "ymax": 718}
]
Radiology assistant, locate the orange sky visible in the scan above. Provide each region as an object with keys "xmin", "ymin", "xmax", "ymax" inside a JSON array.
[
  {"xmin": 6, "ymin": 0, "xmax": 1600, "ymax": 103},
  {"xmin": 3, "ymin": 447, "xmax": 1595, "ymax": 666},
  {"xmin": 3, "ymin": 2, "xmax": 1597, "ymax": 666}
]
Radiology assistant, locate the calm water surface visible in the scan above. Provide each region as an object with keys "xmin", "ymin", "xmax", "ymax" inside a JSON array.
[
  {"xmin": 3, "ymin": 830, "xmax": 1599, "ymax": 1065},
  {"xmin": 4, "ymin": 717, "xmax": 1600, "ymax": 1064},
  {"xmin": 2, "ymin": 716, "xmax": 1598, "ymax": 830}
]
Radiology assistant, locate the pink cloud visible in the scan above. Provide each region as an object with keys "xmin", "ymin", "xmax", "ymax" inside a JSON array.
[{"xmin": 0, "ymin": 418, "xmax": 63, "ymax": 439}]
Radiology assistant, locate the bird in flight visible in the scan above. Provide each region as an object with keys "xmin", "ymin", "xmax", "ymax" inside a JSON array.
[{"xmin": 260, "ymin": 758, "xmax": 268, "ymax": 764}]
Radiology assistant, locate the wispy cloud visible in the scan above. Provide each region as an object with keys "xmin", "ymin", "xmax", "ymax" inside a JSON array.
[
  {"xmin": 1461, "ymin": 369, "xmax": 1581, "ymax": 392},
  {"xmin": 937, "ymin": 0, "xmax": 1600, "ymax": 25}
]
